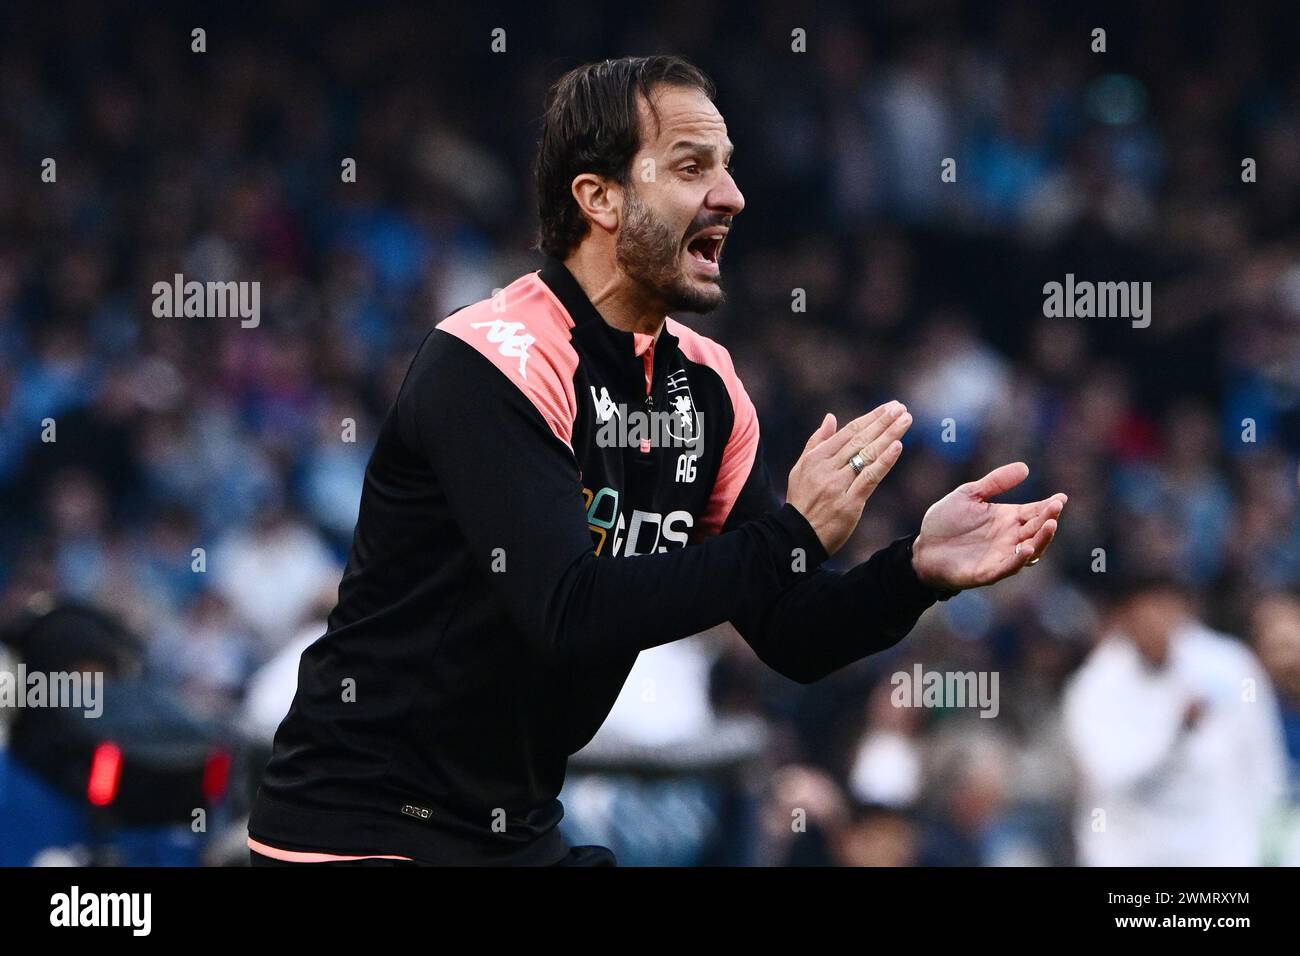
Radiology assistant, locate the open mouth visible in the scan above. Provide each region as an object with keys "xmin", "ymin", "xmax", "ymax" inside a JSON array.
[{"xmin": 686, "ymin": 230, "xmax": 726, "ymax": 266}]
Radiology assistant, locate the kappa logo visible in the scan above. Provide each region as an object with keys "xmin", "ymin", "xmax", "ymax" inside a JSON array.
[
  {"xmin": 470, "ymin": 319, "xmax": 535, "ymax": 378},
  {"xmin": 590, "ymin": 385, "xmax": 619, "ymax": 423}
]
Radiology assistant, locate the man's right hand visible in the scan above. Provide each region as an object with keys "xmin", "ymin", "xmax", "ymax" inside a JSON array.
[{"xmin": 786, "ymin": 401, "xmax": 912, "ymax": 556}]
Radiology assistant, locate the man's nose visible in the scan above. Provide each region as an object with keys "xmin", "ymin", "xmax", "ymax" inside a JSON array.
[{"xmin": 708, "ymin": 168, "xmax": 745, "ymax": 216}]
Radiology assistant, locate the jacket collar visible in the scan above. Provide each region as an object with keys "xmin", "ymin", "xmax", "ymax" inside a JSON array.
[
  {"xmin": 539, "ymin": 255, "xmax": 607, "ymax": 329},
  {"xmin": 538, "ymin": 255, "xmax": 679, "ymax": 360}
]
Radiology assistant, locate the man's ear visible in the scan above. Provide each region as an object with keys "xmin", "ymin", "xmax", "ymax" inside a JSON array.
[{"xmin": 571, "ymin": 173, "xmax": 621, "ymax": 236}]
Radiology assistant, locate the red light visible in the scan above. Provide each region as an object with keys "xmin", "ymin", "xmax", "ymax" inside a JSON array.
[
  {"xmin": 202, "ymin": 749, "xmax": 231, "ymax": 802},
  {"xmin": 87, "ymin": 742, "xmax": 122, "ymax": 807}
]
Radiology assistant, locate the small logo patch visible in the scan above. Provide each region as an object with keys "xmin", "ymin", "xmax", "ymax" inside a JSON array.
[
  {"xmin": 590, "ymin": 385, "xmax": 618, "ymax": 423},
  {"xmin": 401, "ymin": 804, "xmax": 432, "ymax": 820}
]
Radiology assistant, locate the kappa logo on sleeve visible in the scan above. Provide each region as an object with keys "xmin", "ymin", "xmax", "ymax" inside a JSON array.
[{"xmin": 470, "ymin": 318, "xmax": 536, "ymax": 378}]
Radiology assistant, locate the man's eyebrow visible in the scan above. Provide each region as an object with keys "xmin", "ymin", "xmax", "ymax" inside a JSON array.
[{"xmin": 668, "ymin": 140, "xmax": 736, "ymax": 161}]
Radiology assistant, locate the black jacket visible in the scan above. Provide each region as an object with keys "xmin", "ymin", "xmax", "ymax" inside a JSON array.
[{"xmin": 249, "ymin": 255, "xmax": 942, "ymax": 864}]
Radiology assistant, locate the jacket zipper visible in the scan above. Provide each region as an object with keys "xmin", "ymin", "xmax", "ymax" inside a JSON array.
[
  {"xmin": 642, "ymin": 340, "xmax": 655, "ymax": 411},
  {"xmin": 638, "ymin": 337, "xmax": 654, "ymax": 454}
]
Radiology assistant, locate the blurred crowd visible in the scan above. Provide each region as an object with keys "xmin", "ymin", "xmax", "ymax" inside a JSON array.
[{"xmin": 1, "ymin": 2, "xmax": 1298, "ymax": 865}]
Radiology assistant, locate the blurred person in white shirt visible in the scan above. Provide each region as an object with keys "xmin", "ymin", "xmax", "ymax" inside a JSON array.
[
  {"xmin": 1063, "ymin": 575, "xmax": 1287, "ymax": 866},
  {"xmin": 1250, "ymin": 593, "xmax": 1300, "ymax": 864}
]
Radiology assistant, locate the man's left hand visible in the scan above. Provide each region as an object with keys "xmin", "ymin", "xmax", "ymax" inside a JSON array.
[{"xmin": 911, "ymin": 462, "xmax": 1067, "ymax": 592}]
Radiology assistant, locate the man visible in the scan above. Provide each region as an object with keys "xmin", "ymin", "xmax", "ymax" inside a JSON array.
[
  {"xmin": 1063, "ymin": 576, "xmax": 1288, "ymax": 865},
  {"xmin": 248, "ymin": 56, "xmax": 1066, "ymax": 866}
]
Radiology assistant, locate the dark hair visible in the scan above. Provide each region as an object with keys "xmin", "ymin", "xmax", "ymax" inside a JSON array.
[
  {"xmin": 534, "ymin": 56, "xmax": 716, "ymax": 260},
  {"xmin": 1104, "ymin": 567, "xmax": 1186, "ymax": 608}
]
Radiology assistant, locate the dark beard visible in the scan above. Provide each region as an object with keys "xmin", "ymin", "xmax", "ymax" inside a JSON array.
[{"xmin": 615, "ymin": 185, "xmax": 725, "ymax": 314}]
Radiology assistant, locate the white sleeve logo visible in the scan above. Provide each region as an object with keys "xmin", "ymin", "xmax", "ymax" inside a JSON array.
[
  {"xmin": 470, "ymin": 319, "xmax": 535, "ymax": 378},
  {"xmin": 590, "ymin": 386, "xmax": 618, "ymax": 422}
]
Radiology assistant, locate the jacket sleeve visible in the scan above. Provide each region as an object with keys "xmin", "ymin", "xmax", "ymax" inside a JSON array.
[
  {"xmin": 712, "ymin": 378, "xmax": 941, "ymax": 683},
  {"xmin": 720, "ymin": 443, "xmax": 940, "ymax": 683},
  {"xmin": 396, "ymin": 327, "xmax": 828, "ymax": 663}
]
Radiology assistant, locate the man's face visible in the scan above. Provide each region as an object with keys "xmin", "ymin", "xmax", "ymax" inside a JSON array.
[
  {"xmin": 1121, "ymin": 588, "xmax": 1187, "ymax": 667},
  {"xmin": 1254, "ymin": 597, "xmax": 1300, "ymax": 699},
  {"xmin": 614, "ymin": 85, "xmax": 744, "ymax": 314}
]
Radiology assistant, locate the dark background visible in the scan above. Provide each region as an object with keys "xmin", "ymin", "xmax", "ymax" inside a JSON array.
[{"xmin": 0, "ymin": 0, "xmax": 1296, "ymax": 865}]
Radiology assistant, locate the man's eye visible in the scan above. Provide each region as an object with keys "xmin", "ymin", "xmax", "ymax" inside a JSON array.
[{"xmin": 681, "ymin": 164, "xmax": 700, "ymax": 175}]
